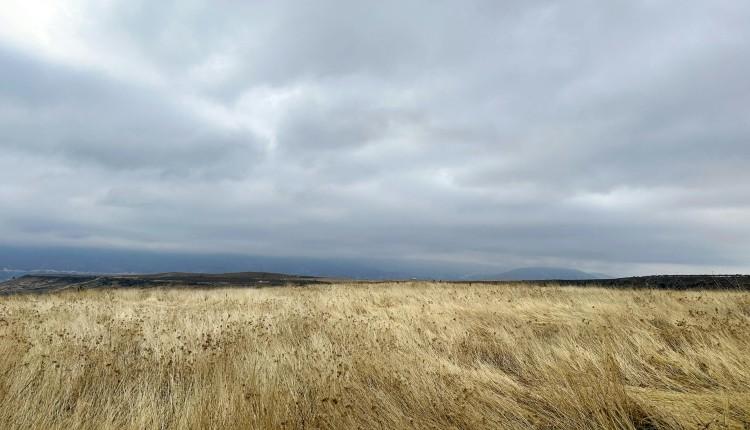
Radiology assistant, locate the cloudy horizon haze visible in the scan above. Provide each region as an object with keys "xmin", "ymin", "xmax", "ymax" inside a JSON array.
[{"xmin": 1, "ymin": 1, "xmax": 749, "ymax": 277}]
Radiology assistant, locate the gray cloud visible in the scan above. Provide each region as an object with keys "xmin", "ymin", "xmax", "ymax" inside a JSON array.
[
  {"xmin": 0, "ymin": 0, "xmax": 749, "ymax": 276},
  {"xmin": 0, "ymin": 46, "xmax": 263, "ymax": 177}
]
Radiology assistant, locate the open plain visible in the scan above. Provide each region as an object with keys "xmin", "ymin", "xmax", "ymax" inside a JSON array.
[{"xmin": 0, "ymin": 281, "xmax": 749, "ymax": 429}]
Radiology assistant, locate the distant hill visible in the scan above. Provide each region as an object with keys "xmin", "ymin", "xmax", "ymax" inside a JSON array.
[
  {"xmin": 0, "ymin": 245, "xmax": 506, "ymax": 280},
  {"xmin": 0, "ymin": 272, "xmax": 334, "ymax": 294},
  {"xmin": 0, "ymin": 270, "xmax": 27, "ymax": 282},
  {"xmin": 0, "ymin": 245, "xmax": 621, "ymax": 281},
  {"xmin": 476, "ymin": 267, "xmax": 609, "ymax": 281}
]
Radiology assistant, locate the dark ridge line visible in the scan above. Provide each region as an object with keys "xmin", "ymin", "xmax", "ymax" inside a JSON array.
[{"xmin": 1, "ymin": 273, "xmax": 749, "ymax": 295}]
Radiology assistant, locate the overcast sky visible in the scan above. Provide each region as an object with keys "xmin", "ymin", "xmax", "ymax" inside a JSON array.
[{"xmin": 1, "ymin": 0, "xmax": 749, "ymax": 276}]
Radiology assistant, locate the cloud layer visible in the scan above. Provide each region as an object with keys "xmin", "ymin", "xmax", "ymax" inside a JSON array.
[{"xmin": 1, "ymin": 0, "xmax": 749, "ymax": 275}]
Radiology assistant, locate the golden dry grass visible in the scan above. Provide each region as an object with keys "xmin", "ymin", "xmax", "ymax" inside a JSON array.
[{"xmin": 0, "ymin": 282, "xmax": 749, "ymax": 429}]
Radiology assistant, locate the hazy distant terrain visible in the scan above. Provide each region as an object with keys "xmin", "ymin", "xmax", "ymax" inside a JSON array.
[
  {"xmin": 0, "ymin": 245, "xmax": 614, "ymax": 281},
  {"xmin": 0, "ymin": 272, "xmax": 332, "ymax": 294},
  {"xmin": 475, "ymin": 267, "xmax": 608, "ymax": 280},
  {"xmin": 0, "ymin": 282, "xmax": 748, "ymax": 429},
  {"xmin": 0, "ymin": 270, "xmax": 25, "ymax": 282}
]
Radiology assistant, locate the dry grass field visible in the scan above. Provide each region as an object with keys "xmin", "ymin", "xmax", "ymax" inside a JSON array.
[{"xmin": 0, "ymin": 283, "xmax": 749, "ymax": 429}]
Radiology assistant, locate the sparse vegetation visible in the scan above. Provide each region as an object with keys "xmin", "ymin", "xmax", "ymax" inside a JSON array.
[{"xmin": 0, "ymin": 283, "xmax": 749, "ymax": 429}]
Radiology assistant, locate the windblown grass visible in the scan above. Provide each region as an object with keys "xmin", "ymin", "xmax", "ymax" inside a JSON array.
[{"xmin": 0, "ymin": 283, "xmax": 748, "ymax": 429}]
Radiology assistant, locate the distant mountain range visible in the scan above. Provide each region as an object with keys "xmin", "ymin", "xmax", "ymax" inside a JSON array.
[
  {"xmin": 469, "ymin": 267, "xmax": 610, "ymax": 281},
  {"xmin": 1, "ymin": 265, "xmax": 609, "ymax": 283},
  {"xmin": 0, "ymin": 245, "xmax": 611, "ymax": 281}
]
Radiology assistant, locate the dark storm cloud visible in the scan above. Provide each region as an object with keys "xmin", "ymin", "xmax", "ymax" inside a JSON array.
[{"xmin": 1, "ymin": 0, "xmax": 749, "ymax": 275}]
